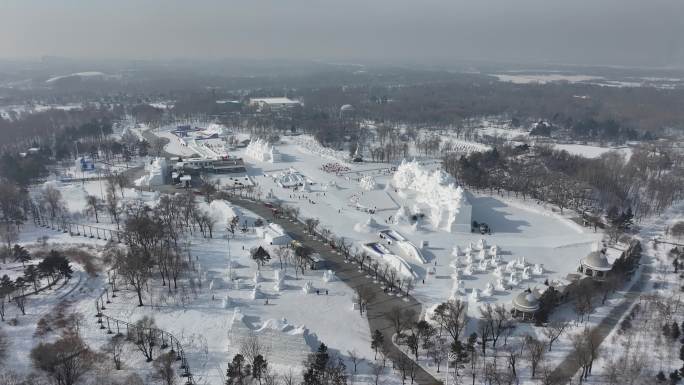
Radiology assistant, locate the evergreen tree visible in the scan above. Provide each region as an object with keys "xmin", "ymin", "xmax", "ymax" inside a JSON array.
[
  {"xmin": 226, "ymin": 354, "xmax": 246, "ymax": 385},
  {"xmin": 12, "ymin": 245, "xmax": 30, "ymax": 266},
  {"xmin": 673, "ymin": 322, "xmax": 681, "ymax": 341},
  {"xmin": 663, "ymin": 323, "xmax": 672, "ymax": 338},
  {"xmin": 370, "ymin": 330, "xmax": 384, "ymax": 359},
  {"xmin": 252, "ymin": 355, "xmax": 268, "ymax": 385}
]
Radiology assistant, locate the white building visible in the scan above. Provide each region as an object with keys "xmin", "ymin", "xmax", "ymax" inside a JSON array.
[
  {"xmin": 249, "ymin": 97, "xmax": 302, "ymax": 111},
  {"xmin": 255, "ymin": 223, "xmax": 292, "ymax": 245}
]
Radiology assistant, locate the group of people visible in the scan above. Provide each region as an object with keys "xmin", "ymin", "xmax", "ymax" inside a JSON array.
[{"xmin": 320, "ymin": 162, "xmax": 350, "ymax": 175}]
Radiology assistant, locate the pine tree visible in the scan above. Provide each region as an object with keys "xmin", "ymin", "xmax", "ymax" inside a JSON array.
[
  {"xmin": 371, "ymin": 330, "xmax": 384, "ymax": 359},
  {"xmin": 226, "ymin": 354, "xmax": 246, "ymax": 385},
  {"xmin": 663, "ymin": 323, "xmax": 672, "ymax": 338},
  {"xmin": 252, "ymin": 355, "xmax": 267, "ymax": 385},
  {"xmin": 672, "ymin": 322, "xmax": 681, "ymax": 340}
]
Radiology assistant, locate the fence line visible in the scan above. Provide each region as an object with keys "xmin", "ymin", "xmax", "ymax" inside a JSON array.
[{"xmin": 94, "ymin": 280, "xmax": 195, "ymax": 384}]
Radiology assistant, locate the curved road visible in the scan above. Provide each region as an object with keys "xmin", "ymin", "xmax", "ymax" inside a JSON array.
[{"xmin": 227, "ymin": 196, "xmax": 441, "ymax": 385}]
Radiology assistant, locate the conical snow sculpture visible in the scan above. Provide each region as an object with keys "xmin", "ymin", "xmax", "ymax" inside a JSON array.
[
  {"xmin": 483, "ymin": 282, "xmax": 495, "ymax": 297},
  {"xmin": 469, "ymin": 288, "xmax": 481, "ymax": 302}
]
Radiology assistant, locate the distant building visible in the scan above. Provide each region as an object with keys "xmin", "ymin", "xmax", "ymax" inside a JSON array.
[
  {"xmin": 75, "ymin": 156, "xmax": 96, "ymax": 171},
  {"xmin": 173, "ymin": 157, "xmax": 246, "ymax": 175},
  {"xmin": 249, "ymin": 97, "xmax": 302, "ymax": 112}
]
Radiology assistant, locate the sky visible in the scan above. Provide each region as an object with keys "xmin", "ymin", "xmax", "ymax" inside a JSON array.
[{"xmin": 1, "ymin": 0, "xmax": 683, "ymax": 68}]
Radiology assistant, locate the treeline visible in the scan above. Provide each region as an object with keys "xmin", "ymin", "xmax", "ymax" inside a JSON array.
[{"xmin": 443, "ymin": 143, "xmax": 684, "ymax": 220}]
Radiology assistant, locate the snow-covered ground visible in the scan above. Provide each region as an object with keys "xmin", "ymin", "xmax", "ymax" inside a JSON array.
[
  {"xmin": 6, "ymin": 179, "xmax": 401, "ymax": 385},
  {"xmin": 208, "ymin": 135, "xmax": 603, "ymax": 320},
  {"xmin": 553, "ymin": 143, "xmax": 633, "ymax": 160}
]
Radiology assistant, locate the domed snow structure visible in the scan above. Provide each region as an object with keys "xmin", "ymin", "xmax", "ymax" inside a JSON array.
[
  {"xmin": 392, "ymin": 160, "xmax": 472, "ymax": 232},
  {"xmin": 512, "ymin": 289, "xmax": 540, "ymax": 320}
]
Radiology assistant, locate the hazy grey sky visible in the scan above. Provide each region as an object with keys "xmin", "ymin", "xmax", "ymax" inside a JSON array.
[{"xmin": 1, "ymin": 0, "xmax": 683, "ymax": 68}]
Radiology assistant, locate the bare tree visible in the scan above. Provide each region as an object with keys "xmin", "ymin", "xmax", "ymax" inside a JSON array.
[
  {"xmin": 102, "ymin": 334, "xmax": 126, "ymax": 370},
  {"xmin": 115, "ymin": 248, "xmax": 152, "ymax": 306},
  {"xmin": 369, "ymin": 362, "xmax": 384, "ymax": 385},
  {"xmin": 130, "ymin": 316, "xmax": 157, "ymax": 362},
  {"xmin": 542, "ymin": 319, "xmax": 570, "ymax": 351},
  {"xmin": 433, "ymin": 300, "xmax": 468, "ymax": 344},
  {"xmin": 31, "ymin": 335, "xmax": 97, "ymax": 385},
  {"xmin": 86, "ymin": 195, "xmax": 100, "ymax": 223},
  {"xmin": 524, "ymin": 335, "xmax": 545, "ymax": 378},
  {"xmin": 153, "ymin": 351, "xmax": 177, "ymax": 385},
  {"xmin": 41, "ymin": 184, "xmax": 64, "ymax": 218},
  {"xmin": 347, "ymin": 349, "xmax": 360, "ymax": 373},
  {"xmin": 240, "ymin": 331, "xmax": 267, "ymax": 368}
]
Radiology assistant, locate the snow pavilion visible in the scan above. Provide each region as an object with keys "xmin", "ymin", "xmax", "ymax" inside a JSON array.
[
  {"xmin": 511, "ymin": 288, "xmax": 540, "ymax": 320},
  {"xmin": 577, "ymin": 244, "xmax": 612, "ymax": 281}
]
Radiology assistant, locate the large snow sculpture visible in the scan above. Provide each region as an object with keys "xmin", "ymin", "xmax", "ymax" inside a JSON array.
[
  {"xmin": 391, "ymin": 160, "xmax": 472, "ymax": 232},
  {"xmin": 245, "ymin": 138, "xmax": 281, "ymax": 163}
]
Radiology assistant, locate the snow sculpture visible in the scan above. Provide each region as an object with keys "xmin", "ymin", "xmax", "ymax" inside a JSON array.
[
  {"xmin": 495, "ymin": 278, "xmax": 508, "ymax": 291},
  {"xmin": 254, "ymin": 271, "xmax": 262, "ymax": 284},
  {"xmin": 450, "ymin": 279, "xmax": 463, "ymax": 299},
  {"xmin": 478, "ymin": 248, "xmax": 487, "ymax": 261},
  {"xmin": 521, "ymin": 266, "xmax": 532, "ymax": 281},
  {"xmin": 477, "ymin": 238, "xmax": 487, "ymax": 250},
  {"xmin": 449, "ymin": 257, "xmax": 460, "ymax": 269},
  {"xmin": 273, "ymin": 276, "xmax": 285, "ymax": 292},
  {"xmin": 532, "ymin": 264, "xmax": 544, "ymax": 275},
  {"xmin": 302, "ymin": 281, "xmax": 313, "ymax": 294},
  {"xmin": 509, "ymin": 272, "xmax": 520, "ymax": 287},
  {"xmin": 489, "ymin": 245, "xmax": 500, "ymax": 256},
  {"xmin": 493, "ymin": 265, "xmax": 505, "ymax": 278},
  {"xmin": 479, "ymin": 259, "xmax": 489, "ymax": 272},
  {"xmin": 209, "ymin": 278, "xmax": 223, "ymax": 291},
  {"xmin": 490, "ymin": 253, "xmax": 502, "ymax": 264},
  {"xmin": 359, "ymin": 175, "xmax": 378, "ymax": 191},
  {"xmin": 483, "ymin": 282, "xmax": 495, "ymax": 297},
  {"xmin": 251, "ymin": 285, "xmax": 263, "ymax": 300},
  {"xmin": 134, "ymin": 157, "xmax": 168, "ymax": 187},
  {"xmin": 469, "ymin": 288, "xmax": 481, "ymax": 302},
  {"xmin": 465, "ymin": 252, "xmax": 474, "ymax": 265},
  {"xmin": 245, "ymin": 138, "xmax": 281, "ymax": 163},
  {"xmin": 354, "ymin": 217, "xmax": 379, "ymax": 233},
  {"xmin": 505, "ymin": 260, "xmax": 517, "ymax": 273},
  {"xmin": 463, "ymin": 264, "xmax": 474, "ymax": 276},
  {"xmin": 323, "ymin": 270, "xmax": 336, "ymax": 282},
  {"xmin": 391, "ymin": 160, "xmax": 472, "ymax": 232},
  {"xmin": 222, "ymin": 295, "xmax": 232, "ymax": 309},
  {"xmin": 392, "ymin": 206, "xmax": 412, "ymax": 226}
]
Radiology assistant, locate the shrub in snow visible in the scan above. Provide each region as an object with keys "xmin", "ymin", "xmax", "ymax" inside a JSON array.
[
  {"xmin": 254, "ymin": 271, "xmax": 262, "ymax": 284},
  {"xmin": 477, "ymin": 238, "xmax": 487, "ymax": 250},
  {"xmin": 452, "ymin": 245, "xmax": 462, "ymax": 257},
  {"xmin": 302, "ymin": 281, "xmax": 313, "ymax": 294},
  {"xmin": 463, "ymin": 264, "xmax": 474, "ymax": 276}
]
